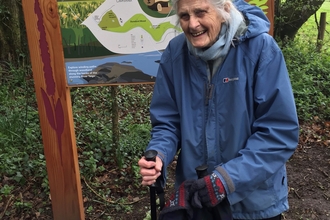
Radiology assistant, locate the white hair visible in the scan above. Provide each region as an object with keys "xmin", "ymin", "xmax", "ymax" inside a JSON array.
[{"xmin": 171, "ymin": 0, "xmax": 243, "ymax": 25}]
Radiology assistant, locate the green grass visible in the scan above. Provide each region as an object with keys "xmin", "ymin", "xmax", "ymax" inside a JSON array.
[
  {"xmin": 296, "ymin": 1, "xmax": 330, "ymax": 52},
  {"xmin": 282, "ymin": 1, "xmax": 330, "ymax": 121}
]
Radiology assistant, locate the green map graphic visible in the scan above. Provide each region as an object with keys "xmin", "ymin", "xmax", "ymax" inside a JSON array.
[
  {"xmin": 98, "ymin": 10, "xmax": 121, "ymax": 29},
  {"xmin": 98, "ymin": 12, "xmax": 179, "ymax": 42}
]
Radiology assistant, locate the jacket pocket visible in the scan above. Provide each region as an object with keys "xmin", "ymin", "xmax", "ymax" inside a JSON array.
[{"xmin": 241, "ymin": 177, "xmax": 277, "ymax": 211}]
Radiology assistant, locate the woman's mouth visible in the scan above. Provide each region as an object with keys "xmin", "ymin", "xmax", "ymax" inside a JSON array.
[{"xmin": 191, "ymin": 30, "xmax": 206, "ymax": 37}]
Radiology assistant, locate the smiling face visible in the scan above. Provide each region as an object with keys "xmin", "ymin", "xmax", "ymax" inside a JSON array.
[{"xmin": 177, "ymin": 0, "xmax": 225, "ymax": 49}]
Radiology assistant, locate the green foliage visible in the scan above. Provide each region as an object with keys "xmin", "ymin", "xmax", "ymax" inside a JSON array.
[
  {"xmin": 280, "ymin": 2, "xmax": 330, "ymax": 121},
  {"xmin": 0, "ymin": 62, "xmax": 46, "ymax": 185},
  {"xmin": 0, "ymin": 4, "xmax": 10, "ymax": 22},
  {"xmin": 281, "ymin": 39, "xmax": 330, "ymax": 121},
  {"xmin": 0, "ymin": 184, "xmax": 14, "ymax": 197},
  {"xmin": 274, "ymin": 0, "xmax": 326, "ymax": 40},
  {"xmin": 71, "ymin": 85, "xmax": 152, "ymax": 179},
  {"xmin": 14, "ymin": 201, "xmax": 32, "ymax": 212}
]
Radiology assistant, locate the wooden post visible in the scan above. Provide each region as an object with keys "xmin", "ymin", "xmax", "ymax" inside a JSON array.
[
  {"xmin": 317, "ymin": 12, "xmax": 327, "ymax": 52},
  {"xmin": 266, "ymin": 0, "xmax": 275, "ymax": 36},
  {"xmin": 22, "ymin": 0, "xmax": 85, "ymax": 219},
  {"xmin": 318, "ymin": 12, "xmax": 327, "ymax": 41}
]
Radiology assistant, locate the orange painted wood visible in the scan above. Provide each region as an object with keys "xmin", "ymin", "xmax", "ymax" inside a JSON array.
[
  {"xmin": 266, "ymin": 0, "xmax": 275, "ymax": 36},
  {"xmin": 22, "ymin": 0, "xmax": 85, "ymax": 219}
]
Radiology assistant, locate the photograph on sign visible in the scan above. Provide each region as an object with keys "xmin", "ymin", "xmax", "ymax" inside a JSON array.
[{"xmin": 57, "ymin": 0, "xmax": 181, "ymax": 86}]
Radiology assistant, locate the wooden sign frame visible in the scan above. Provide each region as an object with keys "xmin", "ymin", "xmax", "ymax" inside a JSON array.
[{"xmin": 22, "ymin": 0, "xmax": 274, "ymax": 219}]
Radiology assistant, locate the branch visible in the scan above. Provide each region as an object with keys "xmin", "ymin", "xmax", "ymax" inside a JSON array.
[
  {"xmin": 0, "ymin": 195, "xmax": 14, "ymax": 219},
  {"xmin": 314, "ymin": 13, "xmax": 320, "ymax": 30},
  {"xmin": 81, "ymin": 176, "xmax": 146, "ymax": 206}
]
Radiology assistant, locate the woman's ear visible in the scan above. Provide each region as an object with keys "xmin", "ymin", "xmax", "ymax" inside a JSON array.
[{"xmin": 224, "ymin": 2, "xmax": 231, "ymax": 13}]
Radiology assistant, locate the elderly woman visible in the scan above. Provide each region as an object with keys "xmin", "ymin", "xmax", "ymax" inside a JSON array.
[{"xmin": 138, "ymin": 0, "xmax": 299, "ymax": 219}]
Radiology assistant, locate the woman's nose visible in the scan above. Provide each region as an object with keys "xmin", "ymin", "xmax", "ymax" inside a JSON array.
[{"xmin": 188, "ymin": 16, "xmax": 200, "ymax": 29}]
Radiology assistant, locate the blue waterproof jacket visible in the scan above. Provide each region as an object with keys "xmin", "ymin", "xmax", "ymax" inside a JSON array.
[{"xmin": 146, "ymin": 1, "xmax": 299, "ymax": 219}]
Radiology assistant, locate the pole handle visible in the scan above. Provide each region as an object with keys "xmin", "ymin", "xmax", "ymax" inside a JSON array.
[
  {"xmin": 144, "ymin": 150, "xmax": 158, "ymax": 188},
  {"xmin": 144, "ymin": 150, "xmax": 158, "ymax": 220},
  {"xmin": 195, "ymin": 164, "xmax": 208, "ymax": 179},
  {"xmin": 144, "ymin": 150, "xmax": 158, "ymax": 162}
]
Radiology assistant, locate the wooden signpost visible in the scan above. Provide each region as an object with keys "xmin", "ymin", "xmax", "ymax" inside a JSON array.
[
  {"xmin": 22, "ymin": 0, "xmax": 84, "ymax": 219},
  {"xmin": 21, "ymin": 0, "xmax": 274, "ymax": 219}
]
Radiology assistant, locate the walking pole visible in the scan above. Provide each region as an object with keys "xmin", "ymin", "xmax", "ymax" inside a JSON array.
[
  {"xmin": 195, "ymin": 164, "xmax": 209, "ymax": 180},
  {"xmin": 144, "ymin": 150, "xmax": 159, "ymax": 220},
  {"xmin": 195, "ymin": 165, "xmax": 233, "ymax": 220}
]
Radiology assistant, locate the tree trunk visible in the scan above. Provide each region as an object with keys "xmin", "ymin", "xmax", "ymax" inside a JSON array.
[
  {"xmin": 274, "ymin": 0, "xmax": 325, "ymax": 41},
  {"xmin": 0, "ymin": 0, "xmax": 28, "ymax": 65}
]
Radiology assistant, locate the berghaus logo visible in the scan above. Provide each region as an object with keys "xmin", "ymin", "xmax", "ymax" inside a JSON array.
[{"xmin": 223, "ymin": 77, "xmax": 239, "ymax": 83}]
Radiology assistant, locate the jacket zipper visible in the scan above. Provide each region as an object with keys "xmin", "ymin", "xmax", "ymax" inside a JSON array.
[{"xmin": 205, "ymin": 83, "xmax": 214, "ymax": 106}]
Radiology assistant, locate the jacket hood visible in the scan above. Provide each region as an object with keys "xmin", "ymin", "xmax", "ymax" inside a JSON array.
[{"xmin": 233, "ymin": 0, "xmax": 270, "ymax": 41}]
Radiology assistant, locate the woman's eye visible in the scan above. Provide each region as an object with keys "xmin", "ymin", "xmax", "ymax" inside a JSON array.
[
  {"xmin": 180, "ymin": 14, "xmax": 189, "ymax": 21},
  {"xmin": 195, "ymin": 10, "xmax": 206, "ymax": 17}
]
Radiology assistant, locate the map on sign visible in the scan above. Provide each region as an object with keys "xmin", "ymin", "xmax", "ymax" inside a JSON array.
[
  {"xmin": 57, "ymin": 0, "xmax": 271, "ymax": 86},
  {"xmin": 82, "ymin": 0, "xmax": 180, "ymax": 54},
  {"xmin": 57, "ymin": 0, "xmax": 181, "ymax": 86}
]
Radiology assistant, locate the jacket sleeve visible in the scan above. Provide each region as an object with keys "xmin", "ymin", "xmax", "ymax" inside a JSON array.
[
  {"xmin": 146, "ymin": 47, "xmax": 181, "ymax": 182},
  {"xmin": 215, "ymin": 35, "xmax": 299, "ymax": 204}
]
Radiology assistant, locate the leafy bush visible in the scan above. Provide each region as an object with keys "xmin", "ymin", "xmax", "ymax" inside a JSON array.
[
  {"xmin": 0, "ymin": 63, "xmax": 46, "ymax": 186},
  {"xmin": 71, "ymin": 85, "xmax": 152, "ymax": 178},
  {"xmin": 281, "ymin": 38, "xmax": 330, "ymax": 121}
]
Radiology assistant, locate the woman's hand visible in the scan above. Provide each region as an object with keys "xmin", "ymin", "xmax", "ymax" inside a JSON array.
[{"xmin": 138, "ymin": 156, "xmax": 163, "ymax": 186}]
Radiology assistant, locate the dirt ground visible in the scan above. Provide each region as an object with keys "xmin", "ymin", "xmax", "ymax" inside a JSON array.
[
  {"xmin": 92, "ymin": 121, "xmax": 330, "ymax": 220},
  {"xmin": 283, "ymin": 122, "xmax": 330, "ymax": 220},
  {"xmin": 0, "ymin": 122, "xmax": 329, "ymax": 220}
]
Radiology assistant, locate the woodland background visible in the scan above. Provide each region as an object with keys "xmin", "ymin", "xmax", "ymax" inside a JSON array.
[{"xmin": 0, "ymin": 0, "xmax": 330, "ymax": 219}]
